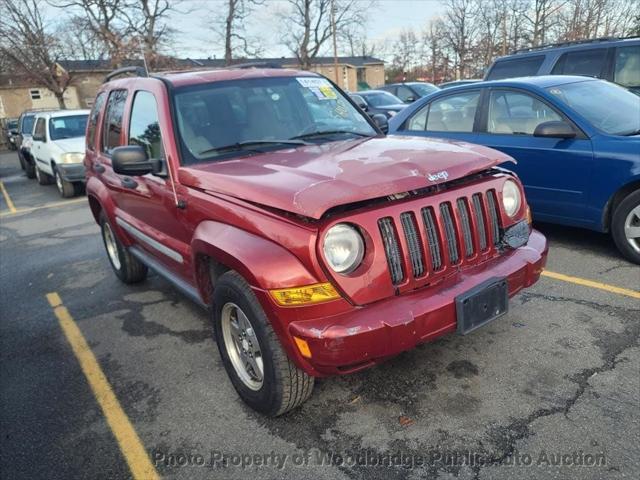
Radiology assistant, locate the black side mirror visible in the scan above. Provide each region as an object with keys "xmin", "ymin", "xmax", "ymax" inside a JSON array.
[
  {"xmin": 533, "ymin": 121, "xmax": 576, "ymax": 139},
  {"xmin": 33, "ymin": 134, "xmax": 46, "ymax": 142},
  {"xmin": 10, "ymin": 130, "xmax": 18, "ymax": 135},
  {"xmin": 112, "ymin": 145, "xmax": 157, "ymax": 176},
  {"xmin": 357, "ymin": 102, "xmax": 368, "ymax": 111},
  {"xmin": 371, "ymin": 113, "xmax": 389, "ymax": 134}
]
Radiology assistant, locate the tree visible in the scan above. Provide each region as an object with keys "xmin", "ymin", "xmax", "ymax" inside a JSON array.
[
  {"xmin": 279, "ymin": 0, "xmax": 371, "ymax": 69},
  {"xmin": 211, "ymin": 0, "xmax": 264, "ymax": 65},
  {"xmin": 0, "ymin": 0, "xmax": 72, "ymax": 108},
  {"xmin": 126, "ymin": 0, "xmax": 175, "ymax": 68},
  {"xmin": 390, "ymin": 29, "xmax": 419, "ymax": 80},
  {"xmin": 441, "ymin": 0, "xmax": 480, "ymax": 79}
]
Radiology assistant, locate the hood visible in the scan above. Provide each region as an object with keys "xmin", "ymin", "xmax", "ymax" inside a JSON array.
[
  {"xmin": 52, "ymin": 136, "xmax": 85, "ymax": 153},
  {"xmin": 178, "ymin": 136, "xmax": 514, "ymax": 219}
]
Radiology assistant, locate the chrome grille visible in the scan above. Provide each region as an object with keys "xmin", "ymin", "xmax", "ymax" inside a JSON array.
[
  {"xmin": 400, "ymin": 212, "xmax": 425, "ymax": 277},
  {"xmin": 378, "ymin": 217, "xmax": 404, "ymax": 284}
]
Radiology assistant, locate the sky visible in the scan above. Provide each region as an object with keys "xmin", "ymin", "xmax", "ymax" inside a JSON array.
[{"xmin": 167, "ymin": 0, "xmax": 446, "ymax": 60}]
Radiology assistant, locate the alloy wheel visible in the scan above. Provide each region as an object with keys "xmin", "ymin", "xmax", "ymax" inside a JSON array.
[
  {"xmin": 624, "ymin": 204, "xmax": 640, "ymax": 254},
  {"xmin": 103, "ymin": 222, "xmax": 122, "ymax": 270},
  {"xmin": 221, "ymin": 302, "xmax": 264, "ymax": 391}
]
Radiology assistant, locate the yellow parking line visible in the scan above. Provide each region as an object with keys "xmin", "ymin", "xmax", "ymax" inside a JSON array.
[
  {"xmin": 0, "ymin": 181, "xmax": 17, "ymax": 213},
  {"xmin": 0, "ymin": 197, "xmax": 86, "ymax": 217},
  {"xmin": 542, "ymin": 270, "xmax": 640, "ymax": 299},
  {"xmin": 46, "ymin": 293, "xmax": 160, "ymax": 480}
]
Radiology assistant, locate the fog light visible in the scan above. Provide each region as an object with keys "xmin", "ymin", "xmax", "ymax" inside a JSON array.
[{"xmin": 269, "ymin": 282, "xmax": 340, "ymax": 306}]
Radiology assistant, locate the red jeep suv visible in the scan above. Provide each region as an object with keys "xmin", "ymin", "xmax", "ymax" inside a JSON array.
[{"xmin": 85, "ymin": 66, "xmax": 548, "ymax": 416}]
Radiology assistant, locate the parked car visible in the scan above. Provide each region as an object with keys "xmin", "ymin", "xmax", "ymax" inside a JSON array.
[
  {"xmin": 379, "ymin": 82, "xmax": 440, "ymax": 103},
  {"xmin": 350, "ymin": 90, "xmax": 407, "ymax": 118},
  {"xmin": 87, "ymin": 66, "xmax": 547, "ymax": 416},
  {"xmin": 439, "ymin": 79, "xmax": 482, "ymax": 89},
  {"xmin": 485, "ymin": 37, "xmax": 640, "ymax": 95},
  {"xmin": 389, "ymin": 75, "xmax": 640, "ymax": 263},
  {"xmin": 16, "ymin": 110, "xmax": 41, "ymax": 178},
  {"xmin": 31, "ymin": 109, "xmax": 89, "ymax": 197},
  {"xmin": 4, "ymin": 118, "xmax": 19, "ymax": 150}
]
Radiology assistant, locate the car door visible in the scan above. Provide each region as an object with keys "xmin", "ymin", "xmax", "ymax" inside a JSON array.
[
  {"xmin": 31, "ymin": 117, "xmax": 51, "ymax": 174},
  {"xmin": 99, "ymin": 88, "xmax": 193, "ymax": 280},
  {"xmin": 394, "ymin": 90, "xmax": 481, "ymax": 144},
  {"xmin": 475, "ymin": 88, "xmax": 594, "ymax": 224}
]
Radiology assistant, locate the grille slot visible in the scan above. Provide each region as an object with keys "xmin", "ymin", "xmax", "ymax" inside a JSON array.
[
  {"xmin": 456, "ymin": 198, "xmax": 474, "ymax": 257},
  {"xmin": 378, "ymin": 217, "xmax": 404, "ymax": 284},
  {"xmin": 472, "ymin": 193, "xmax": 488, "ymax": 251},
  {"xmin": 400, "ymin": 212, "xmax": 425, "ymax": 277},
  {"xmin": 421, "ymin": 207, "xmax": 442, "ymax": 271},
  {"xmin": 486, "ymin": 190, "xmax": 501, "ymax": 245},
  {"xmin": 440, "ymin": 203, "xmax": 459, "ymax": 263}
]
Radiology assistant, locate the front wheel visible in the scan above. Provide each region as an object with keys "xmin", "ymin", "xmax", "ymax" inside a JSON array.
[
  {"xmin": 611, "ymin": 189, "xmax": 640, "ymax": 265},
  {"xmin": 35, "ymin": 165, "xmax": 52, "ymax": 185},
  {"xmin": 54, "ymin": 168, "xmax": 75, "ymax": 198},
  {"xmin": 100, "ymin": 213, "xmax": 148, "ymax": 283},
  {"xmin": 213, "ymin": 271, "xmax": 314, "ymax": 416}
]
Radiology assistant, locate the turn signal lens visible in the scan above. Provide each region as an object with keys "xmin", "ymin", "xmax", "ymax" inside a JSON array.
[
  {"xmin": 269, "ymin": 282, "xmax": 340, "ymax": 306},
  {"xmin": 293, "ymin": 336, "xmax": 312, "ymax": 358}
]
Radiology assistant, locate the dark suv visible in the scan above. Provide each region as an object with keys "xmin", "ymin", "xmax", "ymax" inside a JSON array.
[{"xmin": 485, "ymin": 37, "xmax": 640, "ymax": 94}]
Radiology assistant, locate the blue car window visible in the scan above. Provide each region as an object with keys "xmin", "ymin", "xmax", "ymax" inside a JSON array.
[
  {"xmin": 425, "ymin": 92, "xmax": 480, "ymax": 133},
  {"xmin": 407, "ymin": 104, "xmax": 429, "ymax": 130},
  {"xmin": 488, "ymin": 91, "xmax": 562, "ymax": 135}
]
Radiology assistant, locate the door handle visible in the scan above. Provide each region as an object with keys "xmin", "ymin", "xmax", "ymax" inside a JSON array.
[
  {"xmin": 94, "ymin": 162, "xmax": 105, "ymax": 173},
  {"xmin": 121, "ymin": 177, "xmax": 138, "ymax": 189}
]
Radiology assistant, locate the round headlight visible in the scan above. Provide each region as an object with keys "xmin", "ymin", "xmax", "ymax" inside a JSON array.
[
  {"xmin": 323, "ymin": 223, "xmax": 365, "ymax": 274},
  {"xmin": 502, "ymin": 179, "xmax": 522, "ymax": 217}
]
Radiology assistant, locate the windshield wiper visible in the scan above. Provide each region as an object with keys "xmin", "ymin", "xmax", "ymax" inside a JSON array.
[
  {"xmin": 199, "ymin": 139, "xmax": 309, "ymax": 156},
  {"xmin": 290, "ymin": 130, "xmax": 374, "ymax": 141}
]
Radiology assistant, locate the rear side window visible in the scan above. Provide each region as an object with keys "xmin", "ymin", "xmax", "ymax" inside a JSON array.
[
  {"xmin": 128, "ymin": 91, "xmax": 164, "ymax": 160},
  {"xmin": 86, "ymin": 92, "xmax": 106, "ymax": 150},
  {"xmin": 486, "ymin": 56, "xmax": 545, "ymax": 80},
  {"xmin": 34, "ymin": 118, "xmax": 46, "ymax": 139},
  {"xmin": 614, "ymin": 45, "xmax": 640, "ymax": 88},
  {"xmin": 102, "ymin": 89, "xmax": 128, "ymax": 154},
  {"xmin": 551, "ymin": 49, "xmax": 607, "ymax": 78}
]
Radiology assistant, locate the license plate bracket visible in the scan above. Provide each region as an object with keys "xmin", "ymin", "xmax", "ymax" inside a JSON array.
[{"xmin": 456, "ymin": 277, "xmax": 509, "ymax": 335}]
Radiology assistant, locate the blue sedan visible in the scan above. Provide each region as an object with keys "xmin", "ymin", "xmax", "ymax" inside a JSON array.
[{"xmin": 388, "ymin": 76, "xmax": 640, "ymax": 264}]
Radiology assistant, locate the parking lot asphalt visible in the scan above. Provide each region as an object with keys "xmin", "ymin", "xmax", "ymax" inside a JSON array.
[{"xmin": 0, "ymin": 149, "xmax": 638, "ymax": 480}]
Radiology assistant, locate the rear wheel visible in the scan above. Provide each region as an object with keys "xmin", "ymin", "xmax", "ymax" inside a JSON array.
[
  {"xmin": 611, "ymin": 189, "xmax": 640, "ymax": 265},
  {"xmin": 54, "ymin": 168, "xmax": 75, "ymax": 198},
  {"xmin": 100, "ymin": 213, "xmax": 148, "ymax": 283},
  {"xmin": 213, "ymin": 271, "xmax": 314, "ymax": 416}
]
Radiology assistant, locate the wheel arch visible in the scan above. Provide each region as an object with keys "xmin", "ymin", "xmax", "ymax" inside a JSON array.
[
  {"xmin": 191, "ymin": 220, "xmax": 321, "ymax": 306},
  {"xmin": 602, "ymin": 177, "xmax": 640, "ymax": 232}
]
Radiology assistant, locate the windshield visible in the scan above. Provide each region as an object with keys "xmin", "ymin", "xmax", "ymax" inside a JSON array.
[
  {"xmin": 49, "ymin": 115, "xmax": 88, "ymax": 140},
  {"xmin": 362, "ymin": 91, "xmax": 402, "ymax": 107},
  {"xmin": 410, "ymin": 83, "xmax": 439, "ymax": 96},
  {"xmin": 22, "ymin": 115, "xmax": 35, "ymax": 135},
  {"xmin": 546, "ymin": 80, "xmax": 640, "ymax": 135},
  {"xmin": 174, "ymin": 76, "xmax": 375, "ymax": 163}
]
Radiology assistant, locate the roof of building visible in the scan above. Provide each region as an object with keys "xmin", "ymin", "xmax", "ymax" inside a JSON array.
[{"xmin": 58, "ymin": 56, "xmax": 385, "ymax": 72}]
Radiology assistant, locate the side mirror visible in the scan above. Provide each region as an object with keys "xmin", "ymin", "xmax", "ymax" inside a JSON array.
[
  {"xmin": 533, "ymin": 121, "xmax": 576, "ymax": 139},
  {"xmin": 33, "ymin": 133, "xmax": 46, "ymax": 142},
  {"xmin": 357, "ymin": 101, "xmax": 368, "ymax": 111},
  {"xmin": 112, "ymin": 145, "xmax": 157, "ymax": 176},
  {"xmin": 10, "ymin": 129, "xmax": 18, "ymax": 135},
  {"xmin": 371, "ymin": 113, "xmax": 389, "ymax": 134}
]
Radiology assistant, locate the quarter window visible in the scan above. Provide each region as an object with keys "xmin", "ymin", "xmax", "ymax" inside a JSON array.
[
  {"xmin": 488, "ymin": 90, "xmax": 562, "ymax": 135},
  {"xmin": 614, "ymin": 46, "xmax": 640, "ymax": 88},
  {"xmin": 424, "ymin": 92, "xmax": 480, "ymax": 132},
  {"xmin": 86, "ymin": 92, "xmax": 106, "ymax": 151},
  {"xmin": 551, "ymin": 49, "xmax": 607, "ymax": 78},
  {"xmin": 102, "ymin": 89, "xmax": 127, "ymax": 154},
  {"xmin": 129, "ymin": 91, "xmax": 164, "ymax": 160}
]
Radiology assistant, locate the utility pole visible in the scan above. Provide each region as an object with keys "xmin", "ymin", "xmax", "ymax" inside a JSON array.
[{"xmin": 331, "ymin": 0, "xmax": 340, "ymax": 88}]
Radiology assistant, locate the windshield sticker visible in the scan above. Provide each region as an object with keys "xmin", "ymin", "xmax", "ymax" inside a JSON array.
[{"xmin": 297, "ymin": 77, "xmax": 337, "ymax": 100}]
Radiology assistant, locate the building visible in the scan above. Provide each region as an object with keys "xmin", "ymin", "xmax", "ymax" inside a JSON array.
[{"xmin": 0, "ymin": 56, "xmax": 385, "ymax": 120}]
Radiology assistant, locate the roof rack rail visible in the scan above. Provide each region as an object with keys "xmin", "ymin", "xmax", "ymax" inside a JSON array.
[
  {"xmin": 103, "ymin": 66, "xmax": 148, "ymax": 83},
  {"xmin": 512, "ymin": 35, "xmax": 638, "ymax": 54},
  {"xmin": 228, "ymin": 61, "xmax": 282, "ymax": 69}
]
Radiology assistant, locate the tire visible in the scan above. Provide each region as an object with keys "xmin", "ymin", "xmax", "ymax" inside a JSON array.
[
  {"xmin": 18, "ymin": 153, "xmax": 25, "ymax": 170},
  {"xmin": 213, "ymin": 271, "xmax": 314, "ymax": 416},
  {"xmin": 611, "ymin": 189, "xmax": 640, "ymax": 265},
  {"xmin": 35, "ymin": 165, "xmax": 52, "ymax": 185},
  {"xmin": 24, "ymin": 156, "xmax": 36, "ymax": 179},
  {"xmin": 99, "ymin": 212, "xmax": 148, "ymax": 283},
  {"xmin": 54, "ymin": 168, "xmax": 75, "ymax": 198}
]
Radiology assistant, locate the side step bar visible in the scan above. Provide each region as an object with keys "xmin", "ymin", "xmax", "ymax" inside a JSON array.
[{"xmin": 129, "ymin": 246, "xmax": 208, "ymax": 310}]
